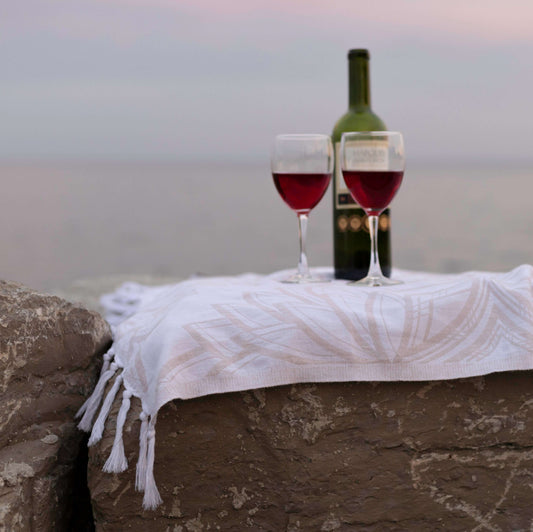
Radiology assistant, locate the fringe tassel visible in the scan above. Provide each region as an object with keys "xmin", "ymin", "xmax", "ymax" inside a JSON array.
[
  {"xmin": 103, "ymin": 389, "xmax": 132, "ymax": 473},
  {"xmin": 88, "ymin": 373, "xmax": 124, "ymax": 446},
  {"xmin": 135, "ymin": 411, "xmax": 149, "ymax": 491},
  {"xmin": 77, "ymin": 361, "xmax": 119, "ymax": 432},
  {"xmin": 142, "ymin": 415, "xmax": 163, "ymax": 510},
  {"xmin": 76, "ymin": 351, "xmax": 113, "ymax": 419}
]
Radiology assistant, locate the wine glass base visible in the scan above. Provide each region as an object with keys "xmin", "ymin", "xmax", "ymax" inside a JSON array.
[
  {"xmin": 348, "ymin": 275, "xmax": 403, "ymax": 287},
  {"xmin": 282, "ymin": 273, "xmax": 330, "ymax": 284}
]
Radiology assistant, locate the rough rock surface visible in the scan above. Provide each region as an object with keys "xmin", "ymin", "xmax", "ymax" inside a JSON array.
[
  {"xmin": 0, "ymin": 280, "xmax": 112, "ymax": 531},
  {"xmin": 88, "ymin": 371, "xmax": 533, "ymax": 531}
]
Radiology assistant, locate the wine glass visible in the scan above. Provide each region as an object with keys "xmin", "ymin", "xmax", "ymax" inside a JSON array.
[
  {"xmin": 271, "ymin": 134, "xmax": 333, "ymax": 283},
  {"xmin": 340, "ymin": 131, "xmax": 404, "ymax": 286}
]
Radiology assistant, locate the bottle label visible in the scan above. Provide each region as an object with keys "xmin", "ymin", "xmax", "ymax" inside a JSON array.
[
  {"xmin": 336, "ymin": 212, "xmax": 390, "ymax": 233},
  {"xmin": 335, "ymin": 140, "xmax": 389, "ymax": 209}
]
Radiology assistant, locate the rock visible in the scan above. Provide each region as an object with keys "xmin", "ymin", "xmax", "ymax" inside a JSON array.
[
  {"xmin": 88, "ymin": 371, "xmax": 533, "ymax": 530},
  {"xmin": 0, "ymin": 280, "xmax": 112, "ymax": 531}
]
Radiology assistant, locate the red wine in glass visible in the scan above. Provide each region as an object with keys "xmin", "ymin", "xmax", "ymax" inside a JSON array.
[
  {"xmin": 340, "ymin": 131, "xmax": 405, "ymax": 286},
  {"xmin": 271, "ymin": 134, "xmax": 333, "ymax": 283},
  {"xmin": 342, "ymin": 170, "xmax": 403, "ymax": 216},
  {"xmin": 272, "ymin": 172, "xmax": 332, "ymax": 214}
]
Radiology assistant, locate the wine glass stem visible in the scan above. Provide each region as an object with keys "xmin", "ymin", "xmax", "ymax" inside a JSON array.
[
  {"xmin": 297, "ymin": 213, "xmax": 310, "ymax": 277},
  {"xmin": 367, "ymin": 214, "xmax": 384, "ymax": 279}
]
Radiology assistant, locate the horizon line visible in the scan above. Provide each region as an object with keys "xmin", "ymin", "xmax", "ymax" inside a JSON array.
[{"xmin": 1, "ymin": 156, "xmax": 533, "ymax": 167}]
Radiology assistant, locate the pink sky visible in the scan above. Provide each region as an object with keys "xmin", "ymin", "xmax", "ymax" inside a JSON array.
[
  {"xmin": 6, "ymin": 0, "xmax": 533, "ymax": 46},
  {"xmin": 108, "ymin": 0, "xmax": 533, "ymax": 43},
  {"xmin": 1, "ymin": 0, "xmax": 532, "ymax": 160}
]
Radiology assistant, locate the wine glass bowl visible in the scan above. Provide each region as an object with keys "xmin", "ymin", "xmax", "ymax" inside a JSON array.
[
  {"xmin": 340, "ymin": 131, "xmax": 405, "ymax": 286},
  {"xmin": 272, "ymin": 172, "xmax": 331, "ymax": 215},
  {"xmin": 271, "ymin": 134, "xmax": 333, "ymax": 283}
]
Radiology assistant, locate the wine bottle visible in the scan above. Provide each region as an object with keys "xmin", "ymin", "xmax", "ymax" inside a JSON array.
[{"xmin": 332, "ymin": 49, "xmax": 391, "ymax": 280}]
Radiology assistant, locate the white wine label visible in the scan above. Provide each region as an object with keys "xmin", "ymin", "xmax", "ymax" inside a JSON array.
[
  {"xmin": 335, "ymin": 142, "xmax": 357, "ymax": 209},
  {"xmin": 335, "ymin": 140, "xmax": 389, "ymax": 209},
  {"xmin": 344, "ymin": 139, "xmax": 389, "ymax": 170}
]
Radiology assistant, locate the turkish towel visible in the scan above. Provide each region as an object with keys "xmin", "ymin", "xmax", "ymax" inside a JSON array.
[{"xmin": 77, "ymin": 266, "xmax": 533, "ymax": 510}]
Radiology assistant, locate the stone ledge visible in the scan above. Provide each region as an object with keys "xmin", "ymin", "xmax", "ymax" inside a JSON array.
[{"xmin": 88, "ymin": 371, "xmax": 533, "ymax": 531}]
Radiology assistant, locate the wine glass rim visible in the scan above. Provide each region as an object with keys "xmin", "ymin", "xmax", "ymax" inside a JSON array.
[
  {"xmin": 341, "ymin": 131, "xmax": 401, "ymax": 137},
  {"xmin": 275, "ymin": 134, "xmax": 331, "ymax": 140}
]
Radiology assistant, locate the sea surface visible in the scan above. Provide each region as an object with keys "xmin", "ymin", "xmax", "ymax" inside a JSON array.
[{"xmin": 1, "ymin": 160, "xmax": 532, "ymax": 291}]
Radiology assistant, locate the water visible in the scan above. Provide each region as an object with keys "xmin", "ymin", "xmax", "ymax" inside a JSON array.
[{"xmin": 1, "ymin": 160, "xmax": 532, "ymax": 291}]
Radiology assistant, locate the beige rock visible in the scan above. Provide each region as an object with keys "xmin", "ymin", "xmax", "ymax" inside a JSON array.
[
  {"xmin": 88, "ymin": 371, "xmax": 533, "ymax": 530},
  {"xmin": 0, "ymin": 280, "xmax": 111, "ymax": 531}
]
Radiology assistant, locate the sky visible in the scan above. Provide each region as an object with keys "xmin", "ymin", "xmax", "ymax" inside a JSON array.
[{"xmin": 2, "ymin": 0, "xmax": 533, "ymax": 162}]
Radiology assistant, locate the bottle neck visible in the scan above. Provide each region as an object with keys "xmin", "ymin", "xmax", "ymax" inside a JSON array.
[{"xmin": 348, "ymin": 58, "xmax": 371, "ymax": 110}]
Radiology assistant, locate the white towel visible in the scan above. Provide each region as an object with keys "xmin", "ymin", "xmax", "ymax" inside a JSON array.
[{"xmin": 78, "ymin": 266, "xmax": 533, "ymax": 509}]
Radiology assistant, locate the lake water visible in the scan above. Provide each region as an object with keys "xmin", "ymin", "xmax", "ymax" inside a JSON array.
[{"xmin": 1, "ymin": 160, "xmax": 532, "ymax": 291}]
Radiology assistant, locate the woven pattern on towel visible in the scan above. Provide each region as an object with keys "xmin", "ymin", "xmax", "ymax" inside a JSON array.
[{"xmin": 78, "ymin": 266, "xmax": 533, "ymax": 509}]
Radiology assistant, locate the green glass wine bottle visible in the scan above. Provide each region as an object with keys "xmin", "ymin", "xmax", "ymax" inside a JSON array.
[{"xmin": 332, "ymin": 49, "xmax": 391, "ymax": 280}]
